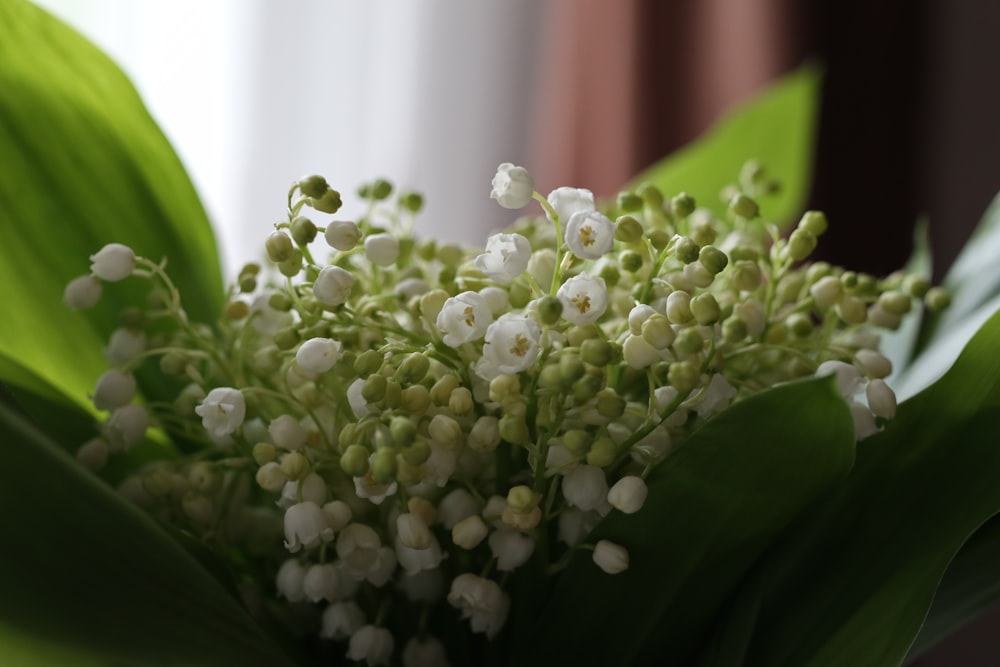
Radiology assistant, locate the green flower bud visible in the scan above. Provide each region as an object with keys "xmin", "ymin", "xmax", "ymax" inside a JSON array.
[
  {"xmin": 572, "ymin": 372, "xmax": 603, "ymax": 403},
  {"xmin": 776, "ymin": 273, "xmax": 805, "ymax": 304},
  {"xmin": 507, "ymin": 485, "xmax": 540, "ymax": 513},
  {"xmin": 617, "ymin": 191, "xmax": 643, "ymax": 212},
  {"xmin": 855, "ymin": 273, "xmax": 877, "ymax": 295},
  {"xmin": 641, "ymin": 313, "xmax": 675, "ymax": 350},
  {"xmin": 371, "ymin": 448, "xmax": 397, "ymax": 484},
  {"xmin": 787, "ymin": 228, "xmax": 817, "ymax": 262},
  {"xmin": 438, "ymin": 243, "xmax": 465, "ymax": 268},
  {"xmin": 489, "ymin": 374, "xmax": 520, "ymax": 404},
  {"xmin": 691, "ymin": 293, "xmax": 721, "ymax": 325},
  {"xmin": 731, "ymin": 259, "xmax": 762, "ymax": 291},
  {"xmin": 559, "ymin": 353, "xmax": 586, "ymax": 383},
  {"xmin": 298, "ymin": 174, "xmax": 329, "ymax": 198},
  {"xmin": 354, "ymin": 349, "xmax": 384, "ymax": 377},
  {"xmin": 268, "ymin": 292, "xmax": 292, "ymax": 312},
  {"xmin": 499, "ymin": 414, "xmax": 530, "ymax": 445},
  {"xmin": 586, "ymin": 436, "xmax": 616, "ymax": 468},
  {"xmin": 840, "ymin": 271, "xmax": 858, "ymax": 290},
  {"xmin": 537, "ymin": 295, "xmax": 563, "ymax": 325},
  {"xmin": 417, "ymin": 240, "xmax": 437, "ymax": 262},
  {"xmin": 673, "ymin": 236, "xmax": 700, "ymax": 264},
  {"xmin": 904, "ymin": 275, "xmax": 931, "ymax": 299},
  {"xmin": 266, "ymin": 231, "xmax": 294, "ymax": 263},
  {"xmin": 673, "ymin": 328, "xmax": 704, "ymax": 355},
  {"xmin": 279, "ymin": 451, "xmax": 310, "ymax": 481},
  {"xmin": 671, "ymin": 193, "xmax": 695, "ymax": 218},
  {"xmin": 722, "ymin": 316, "xmax": 748, "ymax": 343},
  {"xmin": 615, "ymin": 215, "xmax": 644, "ymax": 243},
  {"xmin": 401, "ymin": 385, "xmax": 431, "ymax": 415},
  {"xmin": 159, "ymin": 351, "xmax": 187, "ymax": 376},
  {"xmin": 563, "ymin": 429, "xmax": 592, "ymax": 455},
  {"xmin": 402, "ymin": 439, "xmax": 431, "ymax": 466},
  {"xmin": 274, "ymin": 327, "xmax": 300, "ymax": 351},
  {"xmin": 143, "ymin": 468, "xmax": 174, "ymax": 497},
  {"xmin": 728, "ymin": 193, "xmax": 759, "ymax": 219},
  {"xmin": 290, "ymin": 216, "xmax": 317, "ymax": 245},
  {"xmin": 878, "ymin": 290, "xmax": 912, "ymax": 315},
  {"xmin": 666, "ymin": 291, "xmax": 693, "ymax": 324},
  {"xmin": 339, "ymin": 422, "xmax": 361, "ymax": 450},
  {"xmin": 596, "ymin": 388, "xmax": 626, "ymax": 419},
  {"xmin": 764, "ymin": 321, "xmax": 787, "ymax": 344},
  {"xmin": 224, "ymin": 300, "xmax": 249, "ymax": 320},
  {"xmin": 539, "ymin": 363, "xmax": 565, "ymax": 391},
  {"xmin": 419, "ymin": 289, "xmax": 448, "ymax": 322},
  {"xmin": 508, "ymin": 281, "xmax": 532, "ymax": 309},
  {"xmin": 395, "ymin": 456, "xmax": 423, "ymax": 485},
  {"xmin": 786, "ymin": 312, "xmax": 813, "ymax": 338},
  {"xmin": 620, "ymin": 250, "xmax": 643, "ymax": 272},
  {"xmin": 370, "ymin": 178, "xmax": 393, "ymax": 201},
  {"xmin": 835, "ymin": 295, "xmax": 867, "ymax": 324},
  {"xmin": 799, "ymin": 210, "xmax": 828, "ymax": 236},
  {"xmin": 668, "ymin": 360, "xmax": 700, "ymax": 393},
  {"xmin": 277, "ymin": 249, "xmax": 303, "ymax": 278},
  {"xmin": 363, "ymin": 374, "xmax": 387, "ymax": 402},
  {"xmin": 311, "ymin": 189, "xmax": 343, "ymax": 214},
  {"xmin": 396, "ymin": 353, "xmax": 430, "ymax": 385},
  {"xmin": 690, "ymin": 217, "xmax": 717, "ymax": 247},
  {"xmin": 648, "ymin": 229, "xmax": 671, "ymax": 252},
  {"xmin": 805, "ymin": 261, "xmax": 832, "ymax": 284},
  {"xmin": 431, "ymin": 375, "xmax": 461, "ymax": 406},
  {"xmin": 637, "ymin": 182, "xmax": 664, "ymax": 209},
  {"xmin": 399, "ymin": 191, "xmax": 424, "ymax": 213},
  {"xmin": 925, "ymin": 286, "xmax": 951, "ymax": 312},
  {"xmin": 699, "ymin": 245, "xmax": 729, "ymax": 275},
  {"xmin": 238, "ymin": 276, "xmax": 257, "ymax": 293},
  {"xmin": 449, "ymin": 387, "xmax": 474, "ymax": 416},
  {"xmin": 740, "ymin": 159, "xmax": 766, "ymax": 186},
  {"xmin": 566, "ymin": 325, "xmax": 599, "ymax": 347},
  {"xmin": 599, "ymin": 262, "xmax": 621, "ymax": 287},
  {"xmin": 382, "ymin": 379, "xmax": 402, "ymax": 408},
  {"xmin": 390, "ymin": 416, "xmax": 418, "ymax": 446},
  {"xmin": 581, "ymin": 338, "xmax": 613, "ymax": 366},
  {"xmin": 252, "ymin": 442, "xmax": 277, "ymax": 465}
]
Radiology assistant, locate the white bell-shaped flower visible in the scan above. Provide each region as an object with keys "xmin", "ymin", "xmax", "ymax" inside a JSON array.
[
  {"xmin": 447, "ymin": 573, "xmax": 510, "ymax": 639},
  {"xmin": 395, "ymin": 534, "xmax": 443, "ymax": 575},
  {"xmin": 364, "ymin": 233, "xmax": 400, "ymax": 267},
  {"xmin": 347, "ymin": 625, "xmax": 394, "ymax": 667},
  {"xmin": 397, "ymin": 569, "xmax": 445, "ymax": 603},
  {"xmin": 276, "ymin": 473, "xmax": 328, "ymax": 509},
  {"xmin": 64, "ymin": 275, "xmax": 102, "ymax": 309},
  {"xmin": 194, "ymin": 387, "xmax": 246, "ymax": 437},
  {"xmin": 396, "ymin": 513, "xmax": 433, "ymax": 550},
  {"xmin": 562, "ymin": 464, "xmax": 609, "ymax": 511},
  {"xmin": 474, "ymin": 233, "xmax": 531, "ymax": 283},
  {"xmin": 302, "ymin": 563, "xmax": 342, "ymax": 602},
  {"xmin": 490, "ymin": 162, "xmax": 534, "ymax": 209},
  {"xmin": 320, "ymin": 601, "xmax": 366, "ymax": 640},
  {"xmin": 815, "ymin": 360, "xmax": 864, "ymax": 398},
  {"xmin": 283, "ymin": 501, "xmax": 334, "ymax": 552},
  {"xmin": 76, "ymin": 437, "xmax": 109, "ymax": 471},
  {"xmin": 403, "ymin": 635, "xmax": 450, "ymax": 667},
  {"xmin": 104, "ymin": 328, "xmax": 146, "ymax": 367},
  {"xmin": 488, "ymin": 528, "xmax": 535, "ymax": 571},
  {"xmin": 336, "ymin": 523, "xmax": 382, "ymax": 575},
  {"xmin": 313, "ymin": 265, "xmax": 353, "ymax": 307},
  {"xmin": 366, "ymin": 546, "xmax": 397, "ymax": 587},
  {"xmin": 558, "ymin": 507, "xmax": 601, "ymax": 546},
  {"xmin": 475, "ymin": 313, "xmax": 541, "ymax": 380},
  {"xmin": 90, "ymin": 243, "xmax": 135, "ymax": 282},
  {"xmin": 593, "ymin": 539, "xmax": 629, "ymax": 574},
  {"xmin": 296, "ymin": 337, "xmax": 342, "ymax": 375},
  {"xmin": 437, "ymin": 291, "xmax": 492, "ymax": 347},
  {"xmin": 866, "ymin": 378, "xmax": 897, "ymax": 419},
  {"xmin": 275, "ymin": 558, "xmax": 306, "ymax": 602},
  {"xmin": 105, "ymin": 404, "xmax": 149, "ymax": 451},
  {"xmin": 547, "ymin": 186, "xmax": 595, "ymax": 223},
  {"xmin": 325, "ymin": 219, "xmax": 361, "ymax": 251},
  {"xmin": 557, "ymin": 273, "xmax": 608, "ymax": 326},
  {"xmin": 322, "ymin": 500, "xmax": 353, "ymax": 532},
  {"xmin": 564, "ymin": 210, "xmax": 615, "ymax": 260},
  {"xmin": 92, "ymin": 369, "xmax": 136, "ymax": 411},
  {"xmin": 438, "ymin": 489, "xmax": 479, "ymax": 529},
  {"xmin": 607, "ymin": 476, "xmax": 648, "ymax": 514}
]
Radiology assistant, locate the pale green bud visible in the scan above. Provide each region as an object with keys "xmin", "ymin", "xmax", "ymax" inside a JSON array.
[
  {"xmin": 499, "ymin": 414, "xmax": 530, "ymax": 445},
  {"xmin": 671, "ymin": 193, "xmax": 695, "ymax": 218},
  {"xmin": 691, "ymin": 293, "xmax": 721, "ymax": 325},
  {"xmin": 438, "ymin": 243, "xmax": 465, "ymax": 268},
  {"xmin": 787, "ymin": 313, "xmax": 813, "ymax": 338},
  {"xmin": 786, "ymin": 228, "xmax": 817, "ymax": 261},
  {"xmin": 799, "ymin": 210, "xmax": 828, "ymax": 236},
  {"xmin": 806, "ymin": 261, "xmax": 832, "ymax": 284},
  {"xmin": 362, "ymin": 374, "xmax": 387, "ymax": 402},
  {"xmin": 668, "ymin": 361, "xmax": 700, "ymax": 393},
  {"xmin": 924, "ymin": 287, "xmax": 951, "ymax": 312},
  {"xmin": 539, "ymin": 363, "xmax": 565, "ymax": 391},
  {"xmin": 354, "ymin": 349, "xmax": 384, "ymax": 377},
  {"xmin": 429, "ymin": 414, "xmax": 462, "ymax": 447},
  {"xmin": 648, "ymin": 229, "xmax": 671, "ymax": 252},
  {"xmin": 673, "ymin": 328, "xmax": 704, "ymax": 355},
  {"xmin": 298, "ymin": 174, "xmax": 329, "ymax": 198},
  {"xmin": 390, "ymin": 416, "xmax": 418, "ymax": 446},
  {"xmin": 728, "ymin": 193, "xmax": 759, "ymax": 219},
  {"xmin": 596, "ymin": 388, "xmax": 626, "ymax": 419},
  {"xmin": 673, "ymin": 236, "xmax": 700, "ymax": 264},
  {"xmin": 586, "ymin": 436, "xmax": 616, "ymax": 468},
  {"xmin": 580, "ymin": 338, "xmax": 613, "ymax": 366},
  {"xmin": 383, "ymin": 380, "xmax": 402, "ymax": 409},
  {"xmin": 266, "ymin": 231, "xmax": 294, "ymax": 263},
  {"xmin": 449, "ymin": 387, "xmax": 474, "ymax": 416},
  {"xmin": 509, "ymin": 281, "xmax": 532, "ymax": 309},
  {"xmin": 290, "ymin": 216, "xmax": 317, "ymax": 245},
  {"xmin": 641, "ymin": 314, "xmax": 675, "ymax": 350},
  {"xmin": 776, "ymin": 273, "xmax": 806, "ymax": 305},
  {"xmin": 699, "ymin": 246, "xmax": 728, "ymax": 274},
  {"xmin": 572, "ymin": 373, "xmax": 603, "ymax": 403},
  {"xmin": 810, "ymin": 276, "xmax": 843, "ymax": 310},
  {"xmin": 253, "ymin": 442, "xmax": 277, "ymax": 465},
  {"xmin": 731, "ymin": 260, "xmax": 762, "ymax": 291},
  {"xmin": 507, "ymin": 485, "xmax": 539, "ymax": 513},
  {"xmin": 489, "ymin": 374, "xmax": 520, "ymax": 404},
  {"xmin": 599, "ymin": 262, "xmax": 621, "ymax": 287},
  {"xmin": 255, "ymin": 462, "xmax": 286, "ymax": 492},
  {"xmin": 340, "ymin": 444, "xmax": 369, "ymax": 477},
  {"xmin": 617, "ymin": 191, "xmax": 643, "ymax": 212},
  {"xmin": 722, "ymin": 316, "xmax": 748, "ymax": 343},
  {"xmin": 311, "ymin": 188, "xmax": 343, "ymax": 213},
  {"xmin": 567, "ymin": 325, "xmax": 599, "ymax": 347},
  {"xmin": 764, "ymin": 322, "xmax": 787, "ymax": 344},
  {"xmin": 274, "ymin": 327, "xmax": 300, "ymax": 351},
  {"xmin": 159, "ymin": 351, "xmax": 187, "ymax": 376},
  {"xmin": 841, "ymin": 271, "xmax": 859, "ymax": 290},
  {"xmin": 835, "ymin": 295, "xmax": 868, "ymax": 325},
  {"xmin": 277, "ymin": 249, "xmax": 303, "ymax": 277},
  {"xmin": 396, "ymin": 353, "xmax": 430, "ymax": 385},
  {"xmin": 878, "ymin": 291, "xmax": 912, "ymax": 315},
  {"xmin": 690, "ymin": 215, "xmax": 717, "ymax": 247},
  {"xmin": 468, "ymin": 416, "xmax": 501, "ymax": 452},
  {"xmin": 399, "ymin": 191, "xmax": 424, "ymax": 213},
  {"xmin": 666, "ymin": 291, "xmax": 693, "ymax": 324},
  {"xmin": 563, "ymin": 429, "xmax": 592, "ymax": 455},
  {"xmin": 637, "ymin": 182, "xmax": 664, "ymax": 208},
  {"xmin": 370, "ymin": 448, "xmax": 397, "ymax": 484},
  {"xmin": 279, "ymin": 451, "xmax": 310, "ymax": 481},
  {"xmin": 615, "ymin": 215, "xmax": 644, "ymax": 243},
  {"xmin": 431, "ymin": 375, "xmax": 461, "ymax": 406},
  {"xmin": 620, "ymin": 250, "xmax": 643, "ymax": 272},
  {"xmin": 559, "ymin": 353, "xmax": 586, "ymax": 384},
  {"xmin": 395, "ymin": 456, "xmax": 423, "ymax": 485},
  {"xmin": 904, "ymin": 275, "xmax": 930, "ymax": 299},
  {"xmin": 420, "ymin": 289, "xmax": 449, "ymax": 322},
  {"xmin": 401, "ymin": 385, "xmax": 431, "ymax": 415},
  {"xmin": 537, "ymin": 295, "xmax": 563, "ymax": 326},
  {"xmin": 401, "ymin": 439, "xmax": 431, "ymax": 465}
]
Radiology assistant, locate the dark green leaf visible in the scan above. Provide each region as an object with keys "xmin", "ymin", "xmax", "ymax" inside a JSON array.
[
  {"xmin": 516, "ymin": 376, "xmax": 855, "ymax": 667},
  {"xmin": 0, "ymin": 399, "xmax": 294, "ymax": 666},
  {"xmin": 741, "ymin": 308, "xmax": 1000, "ymax": 666},
  {"xmin": 0, "ymin": 0, "xmax": 223, "ymax": 413},
  {"xmin": 629, "ymin": 64, "xmax": 821, "ymax": 228}
]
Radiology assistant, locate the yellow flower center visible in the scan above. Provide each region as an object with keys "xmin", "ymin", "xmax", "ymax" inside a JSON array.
[
  {"xmin": 509, "ymin": 334, "xmax": 532, "ymax": 357},
  {"xmin": 579, "ymin": 225, "xmax": 596, "ymax": 247},
  {"xmin": 571, "ymin": 293, "xmax": 591, "ymax": 314},
  {"xmin": 464, "ymin": 306, "xmax": 476, "ymax": 327}
]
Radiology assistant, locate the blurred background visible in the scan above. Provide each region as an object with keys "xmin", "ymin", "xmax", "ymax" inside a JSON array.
[{"xmin": 29, "ymin": 0, "xmax": 1000, "ymax": 663}]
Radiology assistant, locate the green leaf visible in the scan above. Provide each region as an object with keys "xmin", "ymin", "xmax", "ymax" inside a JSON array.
[
  {"xmin": 0, "ymin": 398, "xmax": 294, "ymax": 667},
  {"xmin": 0, "ymin": 0, "xmax": 223, "ymax": 413},
  {"xmin": 740, "ymin": 308, "xmax": 1000, "ymax": 666},
  {"xmin": 629, "ymin": 64, "xmax": 821, "ymax": 227},
  {"xmin": 515, "ymin": 376, "xmax": 855, "ymax": 667}
]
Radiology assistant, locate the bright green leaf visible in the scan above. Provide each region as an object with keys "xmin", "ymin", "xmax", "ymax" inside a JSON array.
[
  {"xmin": 629, "ymin": 64, "xmax": 821, "ymax": 228},
  {"xmin": 741, "ymin": 308, "xmax": 1000, "ymax": 666},
  {"xmin": 0, "ymin": 399, "xmax": 294, "ymax": 667},
  {"xmin": 515, "ymin": 376, "xmax": 854, "ymax": 667},
  {"xmin": 0, "ymin": 0, "xmax": 223, "ymax": 413}
]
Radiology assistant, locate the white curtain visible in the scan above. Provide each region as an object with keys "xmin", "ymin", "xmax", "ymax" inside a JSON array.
[{"xmin": 34, "ymin": 0, "xmax": 545, "ymax": 274}]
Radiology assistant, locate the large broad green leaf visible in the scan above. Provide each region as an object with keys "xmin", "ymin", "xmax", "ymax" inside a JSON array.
[
  {"xmin": 0, "ymin": 397, "xmax": 294, "ymax": 667},
  {"xmin": 736, "ymin": 308, "xmax": 1000, "ymax": 666},
  {"xmin": 0, "ymin": 0, "xmax": 223, "ymax": 414},
  {"xmin": 515, "ymin": 376, "xmax": 855, "ymax": 667},
  {"xmin": 629, "ymin": 64, "xmax": 821, "ymax": 227}
]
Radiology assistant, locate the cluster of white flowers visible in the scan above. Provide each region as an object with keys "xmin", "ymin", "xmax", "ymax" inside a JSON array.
[{"xmin": 67, "ymin": 165, "xmax": 947, "ymax": 666}]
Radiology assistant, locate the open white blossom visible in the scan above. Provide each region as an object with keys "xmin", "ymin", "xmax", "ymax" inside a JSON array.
[
  {"xmin": 564, "ymin": 210, "xmax": 615, "ymax": 260},
  {"xmin": 562, "ymin": 464, "xmax": 609, "ymax": 511},
  {"xmin": 90, "ymin": 243, "xmax": 135, "ymax": 281},
  {"xmin": 296, "ymin": 337, "xmax": 342, "ymax": 374},
  {"xmin": 547, "ymin": 186, "xmax": 595, "ymax": 223},
  {"xmin": 437, "ymin": 291, "xmax": 492, "ymax": 347},
  {"xmin": 320, "ymin": 601, "xmax": 365, "ymax": 640},
  {"xmin": 303, "ymin": 563, "xmax": 342, "ymax": 602},
  {"xmin": 337, "ymin": 523, "xmax": 382, "ymax": 576},
  {"xmin": 475, "ymin": 313, "xmax": 541, "ymax": 380},
  {"xmin": 556, "ymin": 273, "xmax": 608, "ymax": 326},
  {"xmin": 447, "ymin": 573, "xmax": 510, "ymax": 639},
  {"xmin": 275, "ymin": 559, "xmax": 306, "ymax": 602},
  {"xmin": 283, "ymin": 500, "xmax": 334, "ymax": 552},
  {"xmin": 475, "ymin": 233, "xmax": 531, "ymax": 283},
  {"xmin": 490, "ymin": 162, "xmax": 534, "ymax": 209},
  {"xmin": 348, "ymin": 625, "xmax": 394, "ymax": 667},
  {"xmin": 395, "ymin": 535, "xmax": 444, "ymax": 575},
  {"xmin": 313, "ymin": 265, "xmax": 354, "ymax": 306},
  {"xmin": 64, "ymin": 274, "xmax": 102, "ymax": 309},
  {"xmin": 194, "ymin": 387, "xmax": 246, "ymax": 437}
]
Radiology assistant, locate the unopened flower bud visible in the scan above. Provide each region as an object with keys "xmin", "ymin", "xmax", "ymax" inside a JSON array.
[
  {"xmin": 668, "ymin": 360, "xmax": 700, "ymax": 393},
  {"xmin": 608, "ymin": 476, "xmax": 648, "ymax": 514},
  {"xmin": 671, "ymin": 193, "xmax": 696, "ymax": 218},
  {"xmin": 429, "ymin": 414, "xmax": 463, "ymax": 447},
  {"xmin": 365, "ymin": 233, "xmax": 400, "ymax": 267},
  {"xmin": 290, "ymin": 216, "xmax": 317, "ymax": 245},
  {"xmin": 396, "ymin": 353, "xmax": 430, "ymax": 385},
  {"xmin": 76, "ymin": 437, "xmax": 109, "ymax": 471},
  {"xmin": 252, "ymin": 442, "xmax": 277, "ymax": 465},
  {"xmin": 586, "ymin": 436, "xmax": 616, "ymax": 468},
  {"xmin": 855, "ymin": 349, "xmax": 892, "ymax": 379},
  {"xmin": 296, "ymin": 337, "xmax": 342, "ymax": 375},
  {"xmin": 666, "ymin": 291, "xmax": 693, "ymax": 324},
  {"xmin": 506, "ymin": 485, "xmax": 539, "ymax": 513},
  {"xmin": 799, "ymin": 210, "xmax": 828, "ymax": 236},
  {"xmin": 787, "ymin": 313, "xmax": 813, "ymax": 338},
  {"xmin": 786, "ymin": 228, "xmax": 817, "ymax": 261},
  {"xmin": 92, "ymin": 369, "xmax": 136, "ymax": 411},
  {"xmin": 371, "ymin": 448, "xmax": 397, "ymax": 485},
  {"xmin": 581, "ymin": 338, "xmax": 613, "ymax": 366},
  {"xmin": 90, "ymin": 243, "xmax": 136, "ymax": 282},
  {"xmin": 867, "ymin": 379, "xmax": 897, "ymax": 419},
  {"xmin": 673, "ymin": 328, "xmax": 705, "ymax": 356},
  {"xmin": 699, "ymin": 246, "xmax": 728, "ymax": 274},
  {"xmin": 835, "ymin": 295, "xmax": 868, "ymax": 325},
  {"xmin": 619, "ymin": 250, "xmax": 643, "ymax": 272},
  {"xmin": 266, "ymin": 232, "xmax": 294, "ymax": 263},
  {"xmin": 313, "ymin": 265, "xmax": 353, "ymax": 307},
  {"xmin": 311, "ymin": 188, "xmax": 343, "ymax": 213},
  {"xmin": 325, "ymin": 220, "xmax": 361, "ymax": 251},
  {"xmin": 641, "ymin": 314, "xmax": 675, "ymax": 349},
  {"xmin": 623, "ymin": 334, "xmax": 660, "ymax": 369},
  {"xmin": 488, "ymin": 374, "xmax": 520, "ymax": 404},
  {"xmin": 280, "ymin": 451, "xmax": 310, "ymax": 481},
  {"xmin": 878, "ymin": 291, "xmax": 912, "ymax": 315},
  {"xmin": 64, "ymin": 275, "xmax": 102, "ymax": 309},
  {"xmin": 397, "ymin": 513, "xmax": 433, "ymax": 550},
  {"xmin": 452, "ymin": 515, "xmax": 488, "ymax": 550},
  {"xmin": 615, "ymin": 215, "xmax": 644, "ymax": 243},
  {"xmin": 593, "ymin": 540, "xmax": 629, "ymax": 574},
  {"xmin": 489, "ymin": 528, "xmax": 535, "ymax": 571},
  {"xmin": 810, "ymin": 276, "xmax": 843, "ymax": 310},
  {"xmin": 924, "ymin": 287, "xmax": 951, "ymax": 312},
  {"xmin": 673, "ymin": 236, "xmax": 700, "ymax": 264},
  {"xmin": 256, "ymin": 462, "xmax": 287, "ymax": 491},
  {"xmin": 537, "ymin": 295, "xmax": 563, "ymax": 325},
  {"xmin": 498, "ymin": 414, "xmax": 530, "ymax": 445},
  {"xmin": 728, "ymin": 193, "xmax": 759, "ymax": 219},
  {"xmin": 691, "ymin": 293, "xmax": 721, "ymax": 325},
  {"xmin": 722, "ymin": 316, "xmax": 748, "ymax": 343},
  {"xmin": 904, "ymin": 275, "xmax": 930, "ymax": 299},
  {"xmin": 363, "ymin": 374, "xmax": 387, "ymax": 402}
]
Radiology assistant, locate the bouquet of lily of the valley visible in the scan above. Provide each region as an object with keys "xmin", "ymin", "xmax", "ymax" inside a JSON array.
[{"xmin": 6, "ymin": 2, "xmax": 1000, "ymax": 666}]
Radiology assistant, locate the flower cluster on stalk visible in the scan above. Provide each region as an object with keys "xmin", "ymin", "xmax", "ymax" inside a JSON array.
[{"xmin": 66, "ymin": 162, "xmax": 948, "ymax": 666}]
